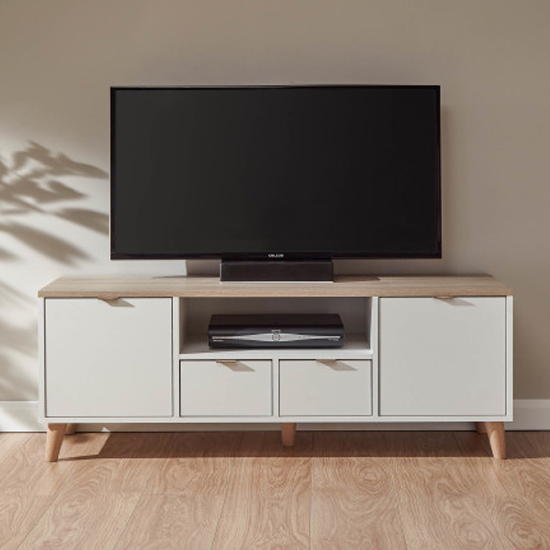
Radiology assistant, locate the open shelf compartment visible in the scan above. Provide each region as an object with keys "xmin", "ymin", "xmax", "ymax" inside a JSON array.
[{"xmin": 179, "ymin": 297, "xmax": 373, "ymax": 360}]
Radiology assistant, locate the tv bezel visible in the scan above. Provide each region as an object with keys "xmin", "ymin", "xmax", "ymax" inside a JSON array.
[{"xmin": 110, "ymin": 85, "xmax": 441, "ymax": 261}]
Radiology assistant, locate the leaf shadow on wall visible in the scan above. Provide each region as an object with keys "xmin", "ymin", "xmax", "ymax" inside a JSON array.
[
  {"xmin": 0, "ymin": 141, "xmax": 109, "ymax": 264},
  {"xmin": 0, "ymin": 143, "xmax": 109, "ymax": 401},
  {"xmin": 0, "ymin": 280, "xmax": 40, "ymax": 400}
]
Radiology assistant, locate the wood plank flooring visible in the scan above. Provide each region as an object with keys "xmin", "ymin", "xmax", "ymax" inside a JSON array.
[{"xmin": 2, "ymin": 430, "xmax": 550, "ymax": 550}]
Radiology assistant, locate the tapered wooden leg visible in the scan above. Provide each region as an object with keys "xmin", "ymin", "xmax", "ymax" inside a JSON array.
[
  {"xmin": 281, "ymin": 423, "xmax": 297, "ymax": 447},
  {"xmin": 485, "ymin": 421, "xmax": 506, "ymax": 459},
  {"xmin": 45, "ymin": 423, "xmax": 67, "ymax": 462},
  {"xmin": 65, "ymin": 423, "xmax": 77, "ymax": 435},
  {"xmin": 475, "ymin": 422, "xmax": 487, "ymax": 434}
]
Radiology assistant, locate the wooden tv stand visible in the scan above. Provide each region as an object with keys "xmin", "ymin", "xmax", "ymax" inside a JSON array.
[{"xmin": 38, "ymin": 274, "xmax": 513, "ymax": 461}]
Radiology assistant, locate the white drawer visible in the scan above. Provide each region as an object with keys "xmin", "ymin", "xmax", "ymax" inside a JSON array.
[
  {"xmin": 279, "ymin": 360, "xmax": 372, "ymax": 417},
  {"xmin": 180, "ymin": 360, "xmax": 272, "ymax": 417}
]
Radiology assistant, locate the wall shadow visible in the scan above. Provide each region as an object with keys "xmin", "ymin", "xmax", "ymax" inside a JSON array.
[
  {"xmin": 0, "ymin": 281, "xmax": 41, "ymax": 399},
  {"xmin": 0, "ymin": 141, "xmax": 109, "ymax": 264},
  {"xmin": 0, "ymin": 221, "xmax": 90, "ymax": 264},
  {"xmin": 0, "ymin": 142, "xmax": 109, "ymax": 400}
]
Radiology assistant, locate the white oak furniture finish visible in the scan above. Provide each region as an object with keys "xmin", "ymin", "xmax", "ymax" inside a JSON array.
[
  {"xmin": 180, "ymin": 360, "xmax": 272, "ymax": 417},
  {"xmin": 279, "ymin": 360, "xmax": 372, "ymax": 417},
  {"xmin": 64, "ymin": 423, "xmax": 76, "ymax": 435},
  {"xmin": 44, "ymin": 423, "xmax": 67, "ymax": 462},
  {"xmin": 281, "ymin": 422, "xmax": 297, "ymax": 447},
  {"xmin": 484, "ymin": 420, "xmax": 507, "ymax": 459},
  {"xmin": 39, "ymin": 274, "xmax": 511, "ymax": 298},
  {"xmin": 38, "ymin": 275, "xmax": 512, "ymax": 461}
]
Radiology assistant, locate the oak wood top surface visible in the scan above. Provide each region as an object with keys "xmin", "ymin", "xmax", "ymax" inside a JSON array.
[{"xmin": 38, "ymin": 274, "xmax": 512, "ymax": 298}]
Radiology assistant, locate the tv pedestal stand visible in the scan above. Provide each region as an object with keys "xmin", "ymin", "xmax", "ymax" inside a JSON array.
[
  {"xmin": 220, "ymin": 260, "xmax": 334, "ymax": 282},
  {"xmin": 38, "ymin": 274, "xmax": 512, "ymax": 461}
]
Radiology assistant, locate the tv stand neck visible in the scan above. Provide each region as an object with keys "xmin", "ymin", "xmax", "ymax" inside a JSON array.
[{"xmin": 220, "ymin": 260, "xmax": 333, "ymax": 282}]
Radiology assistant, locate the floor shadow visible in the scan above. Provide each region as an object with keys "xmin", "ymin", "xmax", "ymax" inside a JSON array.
[
  {"xmin": 501, "ymin": 431, "xmax": 550, "ymax": 460},
  {"xmin": 62, "ymin": 430, "xmax": 511, "ymax": 461}
]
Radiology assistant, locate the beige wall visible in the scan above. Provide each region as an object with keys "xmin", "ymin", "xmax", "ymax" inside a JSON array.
[{"xmin": 1, "ymin": 0, "xmax": 549, "ymax": 401}]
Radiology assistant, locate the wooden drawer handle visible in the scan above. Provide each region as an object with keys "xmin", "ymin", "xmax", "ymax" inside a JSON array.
[
  {"xmin": 434, "ymin": 295, "xmax": 456, "ymax": 300},
  {"xmin": 97, "ymin": 295, "xmax": 121, "ymax": 304},
  {"xmin": 215, "ymin": 360, "xmax": 254, "ymax": 372},
  {"xmin": 316, "ymin": 359, "xmax": 357, "ymax": 371}
]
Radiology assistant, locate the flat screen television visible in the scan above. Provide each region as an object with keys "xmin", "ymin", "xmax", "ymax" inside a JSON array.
[{"xmin": 111, "ymin": 85, "xmax": 441, "ymax": 281}]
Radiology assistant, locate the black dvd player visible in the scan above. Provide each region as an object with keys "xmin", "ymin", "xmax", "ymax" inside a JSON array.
[{"xmin": 208, "ymin": 314, "xmax": 344, "ymax": 349}]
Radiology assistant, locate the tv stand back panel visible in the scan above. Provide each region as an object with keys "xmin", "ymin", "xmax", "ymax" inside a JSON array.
[{"xmin": 38, "ymin": 275, "xmax": 513, "ymax": 460}]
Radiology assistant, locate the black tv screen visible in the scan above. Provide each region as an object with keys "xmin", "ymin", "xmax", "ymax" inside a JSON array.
[{"xmin": 111, "ymin": 86, "xmax": 441, "ymax": 260}]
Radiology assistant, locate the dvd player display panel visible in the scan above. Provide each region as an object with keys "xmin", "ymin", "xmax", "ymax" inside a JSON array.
[{"xmin": 208, "ymin": 313, "xmax": 344, "ymax": 349}]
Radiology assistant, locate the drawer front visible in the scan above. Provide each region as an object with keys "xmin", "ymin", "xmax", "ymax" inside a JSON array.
[
  {"xmin": 45, "ymin": 298, "xmax": 172, "ymax": 418},
  {"xmin": 180, "ymin": 360, "xmax": 272, "ymax": 417},
  {"xmin": 279, "ymin": 360, "xmax": 372, "ymax": 417},
  {"xmin": 379, "ymin": 297, "xmax": 506, "ymax": 416}
]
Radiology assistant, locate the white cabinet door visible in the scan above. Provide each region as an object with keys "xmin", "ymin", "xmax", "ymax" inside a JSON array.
[
  {"xmin": 280, "ymin": 360, "xmax": 372, "ymax": 416},
  {"xmin": 379, "ymin": 297, "xmax": 506, "ymax": 417},
  {"xmin": 45, "ymin": 298, "xmax": 172, "ymax": 417},
  {"xmin": 180, "ymin": 360, "xmax": 272, "ymax": 417}
]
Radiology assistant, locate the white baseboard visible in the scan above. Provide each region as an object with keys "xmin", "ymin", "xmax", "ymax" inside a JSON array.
[
  {"xmin": 0, "ymin": 401, "xmax": 44, "ymax": 432},
  {"xmin": 2, "ymin": 400, "xmax": 550, "ymax": 432},
  {"xmin": 507, "ymin": 400, "xmax": 550, "ymax": 430}
]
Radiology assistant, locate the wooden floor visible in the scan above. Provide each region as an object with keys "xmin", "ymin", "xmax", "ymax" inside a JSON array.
[{"xmin": 2, "ymin": 431, "xmax": 550, "ymax": 550}]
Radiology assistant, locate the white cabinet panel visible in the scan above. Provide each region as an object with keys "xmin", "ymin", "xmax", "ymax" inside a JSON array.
[
  {"xmin": 180, "ymin": 360, "xmax": 272, "ymax": 417},
  {"xmin": 45, "ymin": 298, "xmax": 172, "ymax": 417},
  {"xmin": 280, "ymin": 360, "xmax": 372, "ymax": 416},
  {"xmin": 379, "ymin": 297, "xmax": 506, "ymax": 416}
]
